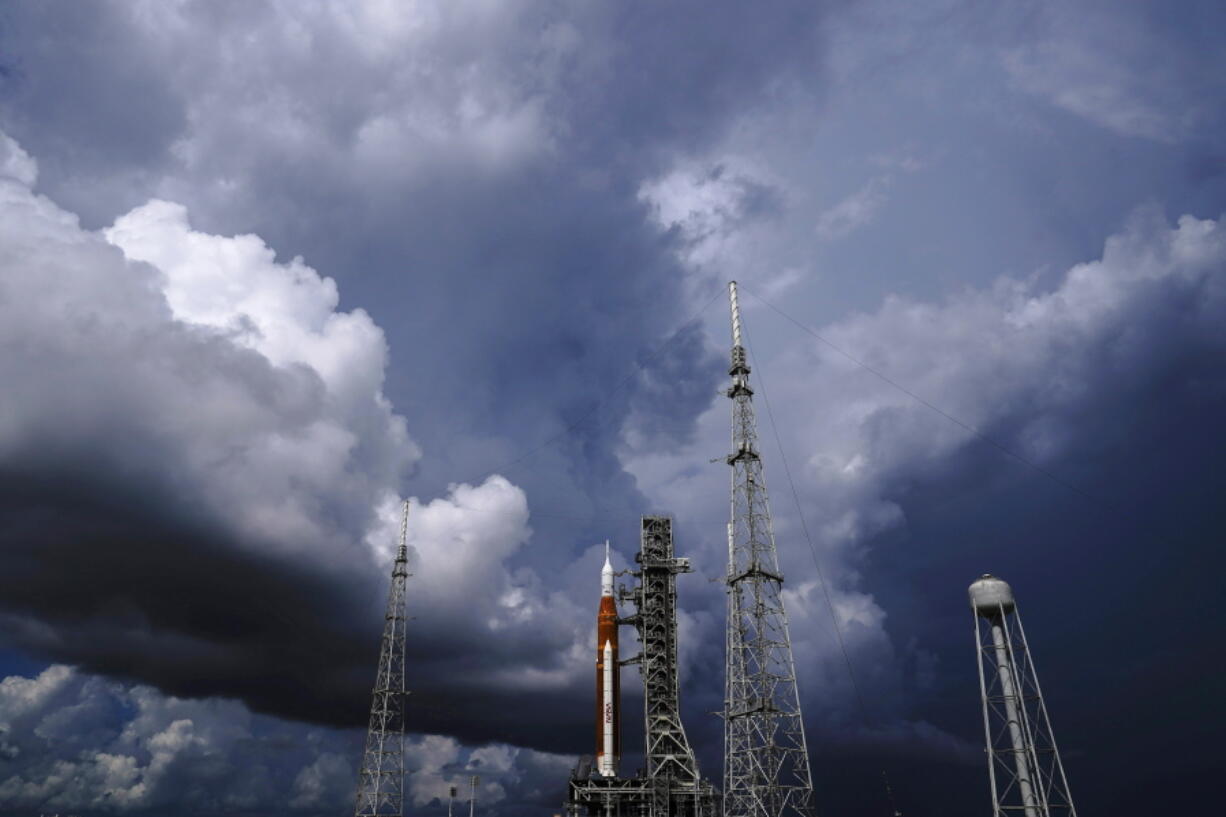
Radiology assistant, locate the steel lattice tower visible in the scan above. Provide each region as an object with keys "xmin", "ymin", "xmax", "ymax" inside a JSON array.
[
  {"xmin": 722, "ymin": 281, "xmax": 816, "ymax": 817},
  {"xmin": 970, "ymin": 575, "xmax": 1077, "ymax": 817},
  {"xmin": 354, "ymin": 501, "xmax": 412, "ymax": 817},
  {"xmin": 627, "ymin": 517, "xmax": 702, "ymax": 784}
]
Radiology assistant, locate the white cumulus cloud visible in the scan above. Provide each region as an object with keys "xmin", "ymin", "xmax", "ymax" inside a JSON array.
[
  {"xmin": 0, "ymin": 128, "xmax": 419, "ymax": 565},
  {"xmin": 0, "ymin": 130, "xmax": 598, "ymax": 751},
  {"xmin": 0, "ymin": 664, "xmax": 575, "ymax": 815}
]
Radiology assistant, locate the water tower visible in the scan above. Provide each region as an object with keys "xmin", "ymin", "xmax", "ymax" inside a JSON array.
[{"xmin": 969, "ymin": 574, "xmax": 1077, "ymax": 817}]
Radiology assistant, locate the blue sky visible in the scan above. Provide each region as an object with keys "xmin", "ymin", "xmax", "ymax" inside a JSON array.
[{"xmin": 0, "ymin": 1, "xmax": 1224, "ymax": 814}]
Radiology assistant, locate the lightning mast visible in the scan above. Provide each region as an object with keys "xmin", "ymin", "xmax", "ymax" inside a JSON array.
[
  {"xmin": 970, "ymin": 575, "xmax": 1077, "ymax": 817},
  {"xmin": 354, "ymin": 500, "xmax": 412, "ymax": 817},
  {"xmin": 723, "ymin": 281, "xmax": 816, "ymax": 817}
]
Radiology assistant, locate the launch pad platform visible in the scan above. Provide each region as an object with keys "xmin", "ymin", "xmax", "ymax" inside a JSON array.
[{"xmin": 566, "ymin": 766, "xmax": 716, "ymax": 817}]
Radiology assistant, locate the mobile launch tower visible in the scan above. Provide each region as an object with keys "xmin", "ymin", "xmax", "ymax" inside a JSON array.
[{"xmin": 970, "ymin": 574, "xmax": 1077, "ymax": 816}]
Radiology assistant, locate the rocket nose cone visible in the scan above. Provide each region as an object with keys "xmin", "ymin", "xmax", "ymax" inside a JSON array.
[{"xmin": 601, "ymin": 542, "xmax": 614, "ymax": 595}]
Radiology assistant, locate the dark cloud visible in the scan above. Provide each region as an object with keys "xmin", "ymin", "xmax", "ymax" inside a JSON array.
[
  {"xmin": 854, "ymin": 278, "xmax": 1226, "ymax": 811},
  {"xmin": 0, "ymin": 148, "xmax": 598, "ymax": 753},
  {"xmin": 0, "ymin": 148, "xmax": 396, "ymax": 723},
  {"xmin": 0, "ymin": 6, "xmax": 836, "ymax": 649},
  {"xmin": 0, "ymin": 465, "xmax": 375, "ymax": 726},
  {"xmin": 0, "ymin": 132, "xmax": 707, "ymax": 774},
  {"xmin": 1, "ymin": 1, "xmax": 1226, "ymax": 815},
  {"xmin": 618, "ymin": 205, "xmax": 1226, "ymax": 813}
]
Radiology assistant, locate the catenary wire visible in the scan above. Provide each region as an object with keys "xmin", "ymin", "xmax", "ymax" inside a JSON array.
[
  {"xmin": 743, "ymin": 308, "xmax": 905, "ymax": 816},
  {"xmin": 740, "ymin": 285, "xmax": 1105, "ymax": 508},
  {"xmin": 740, "ymin": 319, "xmax": 875, "ymax": 724}
]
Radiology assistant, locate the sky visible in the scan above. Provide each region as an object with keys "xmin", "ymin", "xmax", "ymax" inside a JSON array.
[{"xmin": 0, "ymin": 0, "xmax": 1224, "ymax": 815}]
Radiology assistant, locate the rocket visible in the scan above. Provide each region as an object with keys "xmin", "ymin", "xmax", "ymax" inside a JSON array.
[{"xmin": 596, "ymin": 540, "xmax": 620, "ymax": 776}]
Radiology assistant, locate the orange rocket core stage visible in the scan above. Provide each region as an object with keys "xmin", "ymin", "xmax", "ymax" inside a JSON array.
[
  {"xmin": 596, "ymin": 544, "xmax": 620, "ymax": 775},
  {"xmin": 596, "ymin": 594, "xmax": 620, "ymax": 763}
]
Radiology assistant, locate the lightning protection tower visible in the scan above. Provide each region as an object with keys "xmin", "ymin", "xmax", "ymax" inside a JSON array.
[
  {"xmin": 970, "ymin": 574, "xmax": 1077, "ymax": 817},
  {"xmin": 723, "ymin": 281, "xmax": 816, "ymax": 817},
  {"xmin": 354, "ymin": 501, "xmax": 412, "ymax": 817}
]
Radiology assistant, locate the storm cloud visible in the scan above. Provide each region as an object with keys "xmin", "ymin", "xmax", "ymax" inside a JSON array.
[
  {"xmin": 0, "ymin": 133, "xmax": 603, "ymax": 749},
  {"xmin": 1, "ymin": 0, "xmax": 1225, "ymax": 814},
  {"xmin": 626, "ymin": 204, "xmax": 1226, "ymax": 811}
]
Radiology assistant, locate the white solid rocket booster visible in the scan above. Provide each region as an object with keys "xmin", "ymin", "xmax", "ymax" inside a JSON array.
[{"xmin": 600, "ymin": 639, "xmax": 615, "ymax": 776}]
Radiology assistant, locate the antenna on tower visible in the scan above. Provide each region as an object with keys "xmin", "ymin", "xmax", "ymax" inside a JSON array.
[
  {"xmin": 722, "ymin": 281, "xmax": 817, "ymax": 817},
  {"xmin": 354, "ymin": 500, "xmax": 412, "ymax": 817},
  {"xmin": 970, "ymin": 575, "xmax": 1077, "ymax": 817}
]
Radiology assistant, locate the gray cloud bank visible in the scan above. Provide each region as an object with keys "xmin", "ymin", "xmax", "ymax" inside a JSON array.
[
  {"xmin": 627, "ymin": 202, "xmax": 1226, "ymax": 811},
  {"xmin": 2, "ymin": 129, "xmax": 1225, "ymax": 814},
  {"xmin": 0, "ymin": 131, "xmax": 603, "ymax": 754},
  {"xmin": 0, "ymin": 130, "xmax": 409, "ymax": 721},
  {"xmin": 2, "ymin": 1, "xmax": 1225, "ymax": 814}
]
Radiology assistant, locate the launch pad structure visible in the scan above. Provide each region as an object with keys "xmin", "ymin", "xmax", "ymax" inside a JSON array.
[
  {"xmin": 566, "ymin": 517, "xmax": 718, "ymax": 817},
  {"xmin": 568, "ymin": 281, "xmax": 815, "ymax": 817},
  {"xmin": 349, "ymin": 281, "xmax": 1084, "ymax": 817}
]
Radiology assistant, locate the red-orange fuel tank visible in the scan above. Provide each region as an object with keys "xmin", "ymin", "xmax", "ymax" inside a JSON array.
[{"xmin": 595, "ymin": 595, "xmax": 620, "ymax": 765}]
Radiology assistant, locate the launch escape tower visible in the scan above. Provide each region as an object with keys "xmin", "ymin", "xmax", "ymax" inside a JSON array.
[
  {"xmin": 970, "ymin": 575, "xmax": 1077, "ymax": 817},
  {"xmin": 566, "ymin": 517, "xmax": 717, "ymax": 817},
  {"xmin": 722, "ymin": 281, "xmax": 816, "ymax": 817},
  {"xmin": 354, "ymin": 501, "xmax": 412, "ymax": 817}
]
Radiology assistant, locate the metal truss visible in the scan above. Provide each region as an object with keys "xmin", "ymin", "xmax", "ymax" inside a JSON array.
[
  {"xmin": 974, "ymin": 597, "xmax": 1077, "ymax": 817},
  {"xmin": 625, "ymin": 516, "xmax": 702, "ymax": 783},
  {"xmin": 566, "ymin": 771, "xmax": 662, "ymax": 817},
  {"xmin": 723, "ymin": 281, "xmax": 816, "ymax": 817},
  {"xmin": 354, "ymin": 501, "xmax": 411, "ymax": 817}
]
